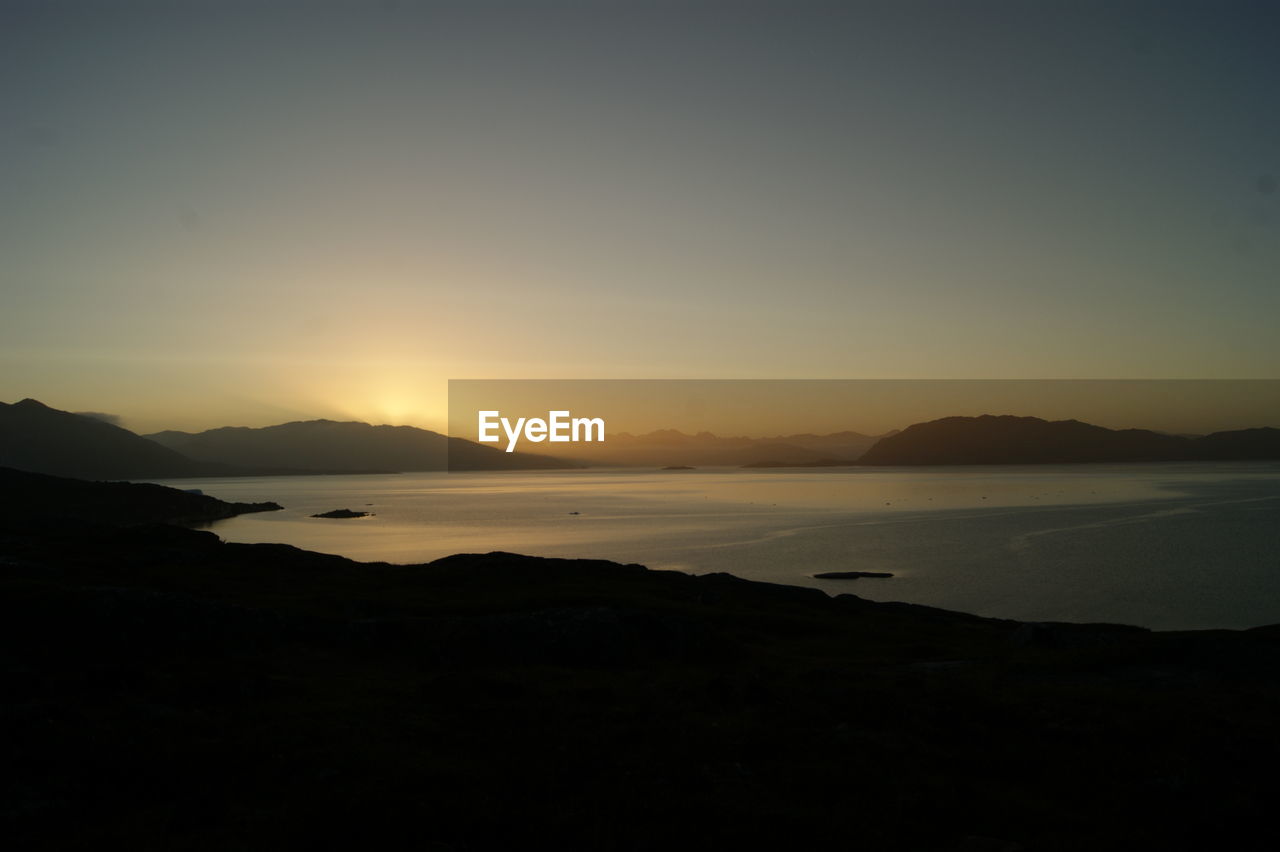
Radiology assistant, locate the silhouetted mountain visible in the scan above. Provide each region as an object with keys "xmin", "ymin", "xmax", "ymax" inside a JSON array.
[
  {"xmin": 549, "ymin": 428, "xmax": 888, "ymax": 467},
  {"xmin": 0, "ymin": 399, "xmax": 222, "ymax": 479},
  {"xmin": 0, "ymin": 466, "xmax": 280, "ymax": 527},
  {"xmin": 1189, "ymin": 427, "xmax": 1280, "ymax": 460},
  {"xmin": 859, "ymin": 415, "xmax": 1280, "ymax": 465},
  {"xmin": 146, "ymin": 419, "xmax": 574, "ymax": 472},
  {"xmin": 859, "ymin": 414, "xmax": 1187, "ymax": 465}
]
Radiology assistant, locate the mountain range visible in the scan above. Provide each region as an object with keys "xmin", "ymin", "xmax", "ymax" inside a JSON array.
[
  {"xmin": 859, "ymin": 414, "xmax": 1280, "ymax": 465},
  {"xmin": 0, "ymin": 399, "xmax": 573, "ymax": 480},
  {"xmin": 0, "ymin": 399, "xmax": 224, "ymax": 479},
  {"xmin": 146, "ymin": 419, "xmax": 576, "ymax": 473},
  {"xmin": 5, "ymin": 400, "xmax": 1278, "ymax": 480},
  {"xmin": 545, "ymin": 428, "xmax": 891, "ymax": 467}
]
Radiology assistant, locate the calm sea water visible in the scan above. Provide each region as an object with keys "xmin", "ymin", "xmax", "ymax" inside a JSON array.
[{"xmin": 152, "ymin": 463, "xmax": 1280, "ymax": 631}]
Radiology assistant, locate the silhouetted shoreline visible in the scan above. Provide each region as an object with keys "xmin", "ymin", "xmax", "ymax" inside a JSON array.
[{"xmin": 3, "ymin": 467, "xmax": 1280, "ymax": 848}]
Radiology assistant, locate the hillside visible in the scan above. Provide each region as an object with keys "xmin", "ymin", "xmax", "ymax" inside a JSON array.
[
  {"xmin": 858, "ymin": 414, "xmax": 1280, "ymax": 465},
  {"xmin": 0, "ymin": 399, "xmax": 221, "ymax": 479},
  {"xmin": 147, "ymin": 419, "xmax": 576, "ymax": 472},
  {"xmin": 0, "ymin": 466, "xmax": 281, "ymax": 526},
  {"xmin": 1190, "ymin": 427, "xmax": 1280, "ymax": 460}
]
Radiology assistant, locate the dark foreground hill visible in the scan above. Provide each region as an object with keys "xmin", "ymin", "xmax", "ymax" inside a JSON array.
[
  {"xmin": 4, "ymin": 472, "xmax": 1280, "ymax": 849},
  {"xmin": 859, "ymin": 414, "xmax": 1280, "ymax": 465},
  {"xmin": 0, "ymin": 399, "xmax": 223, "ymax": 479},
  {"xmin": 147, "ymin": 419, "xmax": 576, "ymax": 472},
  {"xmin": 0, "ymin": 466, "xmax": 281, "ymax": 527}
]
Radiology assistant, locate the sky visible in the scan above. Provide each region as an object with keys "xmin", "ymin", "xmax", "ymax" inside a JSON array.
[
  {"xmin": 447, "ymin": 380, "xmax": 1280, "ymax": 438},
  {"xmin": 2, "ymin": 0, "xmax": 1278, "ymax": 434}
]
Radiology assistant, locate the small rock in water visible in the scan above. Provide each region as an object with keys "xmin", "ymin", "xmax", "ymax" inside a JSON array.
[{"xmin": 311, "ymin": 508, "xmax": 372, "ymax": 519}]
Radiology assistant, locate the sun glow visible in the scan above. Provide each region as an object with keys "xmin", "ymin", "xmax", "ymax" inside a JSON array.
[{"xmin": 322, "ymin": 382, "xmax": 447, "ymax": 432}]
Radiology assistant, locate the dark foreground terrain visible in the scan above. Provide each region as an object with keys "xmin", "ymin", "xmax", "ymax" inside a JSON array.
[{"xmin": 3, "ymin": 469, "xmax": 1280, "ymax": 850}]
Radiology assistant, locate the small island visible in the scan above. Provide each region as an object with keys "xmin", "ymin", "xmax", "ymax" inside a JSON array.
[
  {"xmin": 812, "ymin": 570, "xmax": 894, "ymax": 579},
  {"xmin": 310, "ymin": 508, "xmax": 373, "ymax": 519},
  {"xmin": 742, "ymin": 458, "xmax": 854, "ymax": 468},
  {"xmin": 661, "ymin": 465, "xmax": 696, "ymax": 470}
]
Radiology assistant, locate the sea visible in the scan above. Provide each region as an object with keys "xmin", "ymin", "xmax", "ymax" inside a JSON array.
[{"xmin": 151, "ymin": 462, "xmax": 1280, "ymax": 631}]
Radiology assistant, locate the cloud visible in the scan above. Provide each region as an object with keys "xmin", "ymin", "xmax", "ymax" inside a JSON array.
[{"xmin": 75, "ymin": 411, "xmax": 122, "ymax": 427}]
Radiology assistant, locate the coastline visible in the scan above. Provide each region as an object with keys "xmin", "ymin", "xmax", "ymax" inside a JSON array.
[
  {"xmin": 152, "ymin": 463, "xmax": 1280, "ymax": 631},
  {"xmin": 4, "ymin": 469, "xmax": 1280, "ymax": 848}
]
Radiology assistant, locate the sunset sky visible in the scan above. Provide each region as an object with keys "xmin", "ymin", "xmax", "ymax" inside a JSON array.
[{"xmin": 2, "ymin": 1, "xmax": 1277, "ymax": 434}]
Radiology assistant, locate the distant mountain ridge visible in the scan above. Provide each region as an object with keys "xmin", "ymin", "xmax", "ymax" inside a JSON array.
[
  {"xmin": 7, "ymin": 399, "xmax": 1276, "ymax": 479},
  {"xmin": 0, "ymin": 399, "xmax": 573, "ymax": 480},
  {"xmin": 858, "ymin": 414, "xmax": 1280, "ymax": 465},
  {"xmin": 549, "ymin": 428, "xmax": 893, "ymax": 467},
  {"xmin": 0, "ymin": 399, "xmax": 223, "ymax": 480},
  {"xmin": 146, "ymin": 418, "xmax": 575, "ymax": 472}
]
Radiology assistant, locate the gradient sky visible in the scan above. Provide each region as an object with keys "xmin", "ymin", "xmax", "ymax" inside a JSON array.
[
  {"xmin": 2, "ymin": 1, "xmax": 1278, "ymax": 433},
  {"xmin": 448, "ymin": 380, "xmax": 1280, "ymax": 438}
]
